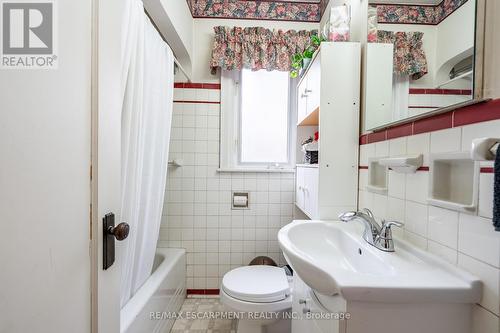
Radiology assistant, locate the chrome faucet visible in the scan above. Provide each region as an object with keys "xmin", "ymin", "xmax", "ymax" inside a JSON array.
[{"xmin": 338, "ymin": 208, "xmax": 403, "ymax": 252}]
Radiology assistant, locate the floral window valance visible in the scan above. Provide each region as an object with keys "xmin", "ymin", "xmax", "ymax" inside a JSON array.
[
  {"xmin": 376, "ymin": 30, "xmax": 428, "ymax": 80},
  {"xmin": 210, "ymin": 26, "xmax": 316, "ymax": 74}
]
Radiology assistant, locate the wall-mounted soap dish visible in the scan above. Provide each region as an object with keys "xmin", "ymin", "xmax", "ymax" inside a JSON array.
[
  {"xmin": 471, "ymin": 137, "xmax": 499, "ymax": 161},
  {"xmin": 168, "ymin": 158, "xmax": 184, "ymax": 167},
  {"xmin": 367, "ymin": 157, "xmax": 388, "ymax": 194},
  {"xmin": 379, "ymin": 154, "xmax": 423, "ymax": 173},
  {"xmin": 428, "ymin": 152, "xmax": 479, "ymax": 213}
]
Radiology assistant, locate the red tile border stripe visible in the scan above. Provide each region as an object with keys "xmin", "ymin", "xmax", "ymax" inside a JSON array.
[
  {"xmin": 454, "ymin": 99, "xmax": 500, "ymax": 127},
  {"xmin": 359, "ymin": 134, "xmax": 369, "ymax": 145},
  {"xmin": 409, "ymin": 88, "xmax": 472, "ymax": 95},
  {"xmin": 174, "ymin": 82, "xmax": 221, "ymax": 89},
  {"xmin": 359, "ymin": 166, "xmax": 430, "ymax": 171},
  {"xmin": 187, "ymin": 289, "xmax": 220, "ymax": 295},
  {"xmin": 387, "ymin": 123, "xmax": 413, "ymax": 139},
  {"xmin": 413, "ymin": 112, "xmax": 452, "ymax": 134},
  {"xmin": 360, "ymin": 99, "xmax": 499, "ymax": 145},
  {"xmin": 368, "ymin": 130, "xmax": 387, "ymax": 143},
  {"xmin": 359, "ymin": 166, "xmax": 490, "ymax": 173}
]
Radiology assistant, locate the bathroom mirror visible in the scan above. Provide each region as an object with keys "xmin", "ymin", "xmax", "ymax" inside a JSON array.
[{"xmin": 364, "ymin": 0, "xmax": 484, "ymax": 131}]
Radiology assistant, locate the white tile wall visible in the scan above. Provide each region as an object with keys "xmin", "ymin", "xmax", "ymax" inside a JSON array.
[
  {"xmin": 359, "ymin": 119, "xmax": 500, "ymax": 331},
  {"xmin": 159, "ymin": 87, "xmax": 297, "ymax": 290},
  {"xmin": 408, "ymin": 94, "xmax": 472, "ymax": 108}
]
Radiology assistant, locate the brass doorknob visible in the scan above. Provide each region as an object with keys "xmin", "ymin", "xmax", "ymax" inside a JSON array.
[{"xmin": 107, "ymin": 222, "xmax": 130, "ymax": 241}]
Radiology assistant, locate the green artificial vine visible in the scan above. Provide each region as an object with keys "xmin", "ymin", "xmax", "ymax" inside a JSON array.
[{"xmin": 290, "ymin": 34, "xmax": 325, "ymax": 78}]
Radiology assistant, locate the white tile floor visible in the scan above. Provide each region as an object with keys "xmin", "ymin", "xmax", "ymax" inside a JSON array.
[{"xmin": 171, "ymin": 297, "xmax": 237, "ymax": 333}]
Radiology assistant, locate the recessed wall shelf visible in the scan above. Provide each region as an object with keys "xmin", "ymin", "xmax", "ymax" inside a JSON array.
[
  {"xmin": 378, "ymin": 155, "xmax": 423, "ymax": 173},
  {"xmin": 428, "ymin": 152, "xmax": 479, "ymax": 213},
  {"xmin": 437, "ymin": 70, "xmax": 473, "ymax": 88},
  {"xmin": 367, "ymin": 158, "xmax": 388, "ymax": 194}
]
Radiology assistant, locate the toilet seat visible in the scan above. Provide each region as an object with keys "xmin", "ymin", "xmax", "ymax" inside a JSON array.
[
  {"xmin": 222, "ymin": 265, "xmax": 290, "ymax": 303},
  {"xmin": 220, "ymin": 287, "xmax": 292, "ymax": 314}
]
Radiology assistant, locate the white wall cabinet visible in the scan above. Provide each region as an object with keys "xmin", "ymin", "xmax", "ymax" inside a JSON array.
[
  {"xmin": 298, "ymin": 78, "xmax": 309, "ymax": 123},
  {"xmin": 295, "ymin": 42, "xmax": 361, "ymax": 219},
  {"xmin": 296, "ymin": 165, "xmax": 319, "ymax": 219},
  {"xmin": 306, "ymin": 57, "xmax": 321, "ymax": 115},
  {"xmin": 297, "ymin": 56, "xmax": 321, "ymax": 126},
  {"xmin": 296, "ymin": 166, "xmax": 306, "ymax": 211}
]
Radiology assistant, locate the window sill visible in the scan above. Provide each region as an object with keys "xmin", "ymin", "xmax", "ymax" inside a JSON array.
[{"xmin": 217, "ymin": 168, "xmax": 295, "ymax": 174}]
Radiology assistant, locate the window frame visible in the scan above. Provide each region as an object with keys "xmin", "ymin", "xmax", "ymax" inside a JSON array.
[{"xmin": 219, "ymin": 69, "xmax": 297, "ymax": 172}]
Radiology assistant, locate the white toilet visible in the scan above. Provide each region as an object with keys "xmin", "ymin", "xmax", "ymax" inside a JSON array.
[{"xmin": 220, "ymin": 265, "xmax": 292, "ymax": 333}]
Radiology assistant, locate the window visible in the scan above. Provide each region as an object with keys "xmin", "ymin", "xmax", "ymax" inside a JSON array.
[
  {"xmin": 220, "ymin": 69, "xmax": 295, "ymax": 171},
  {"xmin": 239, "ymin": 69, "xmax": 290, "ymax": 165}
]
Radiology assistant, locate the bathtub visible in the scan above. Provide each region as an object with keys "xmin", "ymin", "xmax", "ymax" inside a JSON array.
[{"xmin": 121, "ymin": 248, "xmax": 186, "ymax": 333}]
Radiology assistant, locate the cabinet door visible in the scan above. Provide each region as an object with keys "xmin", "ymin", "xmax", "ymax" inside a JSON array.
[
  {"xmin": 294, "ymin": 274, "xmax": 339, "ymax": 333},
  {"xmin": 304, "ymin": 167, "xmax": 319, "ymax": 218},
  {"xmin": 297, "ymin": 77, "xmax": 308, "ymax": 124},
  {"xmin": 295, "ymin": 167, "xmax": 305, "ymax": 211},
  {"xmin": 292, "ymin": 275, "xmax": 309, "ymax": 333},
  {"xmin": 307, "ymin": 289, "xmax": 341, "ymax": 333},
  {"xmin": 306, "ymin": 56, "xmax": 321, "ymax": 116}
]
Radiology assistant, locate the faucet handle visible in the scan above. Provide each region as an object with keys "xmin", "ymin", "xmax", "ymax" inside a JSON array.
[
  {"xmin": 338, "ymin": 211, "xmax": 357, "ymax": 221},
  {"xmin": 382, "ymin": 220, "xmax": 404, "ymax": 228},
  {"xmin": 375, "ymin": 220, "xmax": 404, "ymax": 252},
  {"xmin": 379, "ymin": 220, "xmax": 404, "ymax": 239},
  {"xmin": 361, "ymin": 208, "xmax": 374, "ymax": 218}
]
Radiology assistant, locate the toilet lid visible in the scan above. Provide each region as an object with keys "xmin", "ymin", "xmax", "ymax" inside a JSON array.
[{"xmin": 222, "ymin": 265, "xmax": 290, "ymax": 303}]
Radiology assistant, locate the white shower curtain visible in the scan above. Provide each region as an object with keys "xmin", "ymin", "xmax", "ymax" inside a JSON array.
[{"xmin": 120, "ymin": 0, "xmax": 174, "ymax": 307}]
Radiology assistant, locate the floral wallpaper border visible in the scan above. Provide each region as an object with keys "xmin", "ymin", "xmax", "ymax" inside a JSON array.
[
  {"xmin": 185, "ymin": 0, "xmax": 467, "ymax": 24},
  {"xmin": 376, "ymin": 0, "xmax": 469, "ymax": 25},
  {"xmin": 186, "ymin": 0, "xmax": 322, "ymax": 22}
]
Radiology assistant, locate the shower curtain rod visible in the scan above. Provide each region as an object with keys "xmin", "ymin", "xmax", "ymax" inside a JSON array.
[{"xmin": 144, "ymin": 8, "xmax": 192, "ymax": 82}]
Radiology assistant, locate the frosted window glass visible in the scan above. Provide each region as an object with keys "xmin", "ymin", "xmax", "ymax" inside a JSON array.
[{"xmin": 240, "ymin": 69, "xmax": 289, "ymax": 164}]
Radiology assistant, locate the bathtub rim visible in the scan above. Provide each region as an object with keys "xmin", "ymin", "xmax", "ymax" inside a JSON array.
[{"xmin": 120, "ymin": 247, "xmax": 185, "ymax": 333}]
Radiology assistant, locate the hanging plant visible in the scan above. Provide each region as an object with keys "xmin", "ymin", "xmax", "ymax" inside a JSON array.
[{"xmin": 290, "ymin": 34, "xmax": 324, "ymax": 78}]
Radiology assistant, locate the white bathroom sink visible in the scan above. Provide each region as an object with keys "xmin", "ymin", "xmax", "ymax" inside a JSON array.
[{"xmin": 278, "ymin": 220, "xmax": 481, "ymax": 303}]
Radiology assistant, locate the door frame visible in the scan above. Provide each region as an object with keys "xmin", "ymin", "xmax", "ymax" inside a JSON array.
[{"xmin": 90, "ymin": 0, "xmax": 124, "ymax": 331}]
